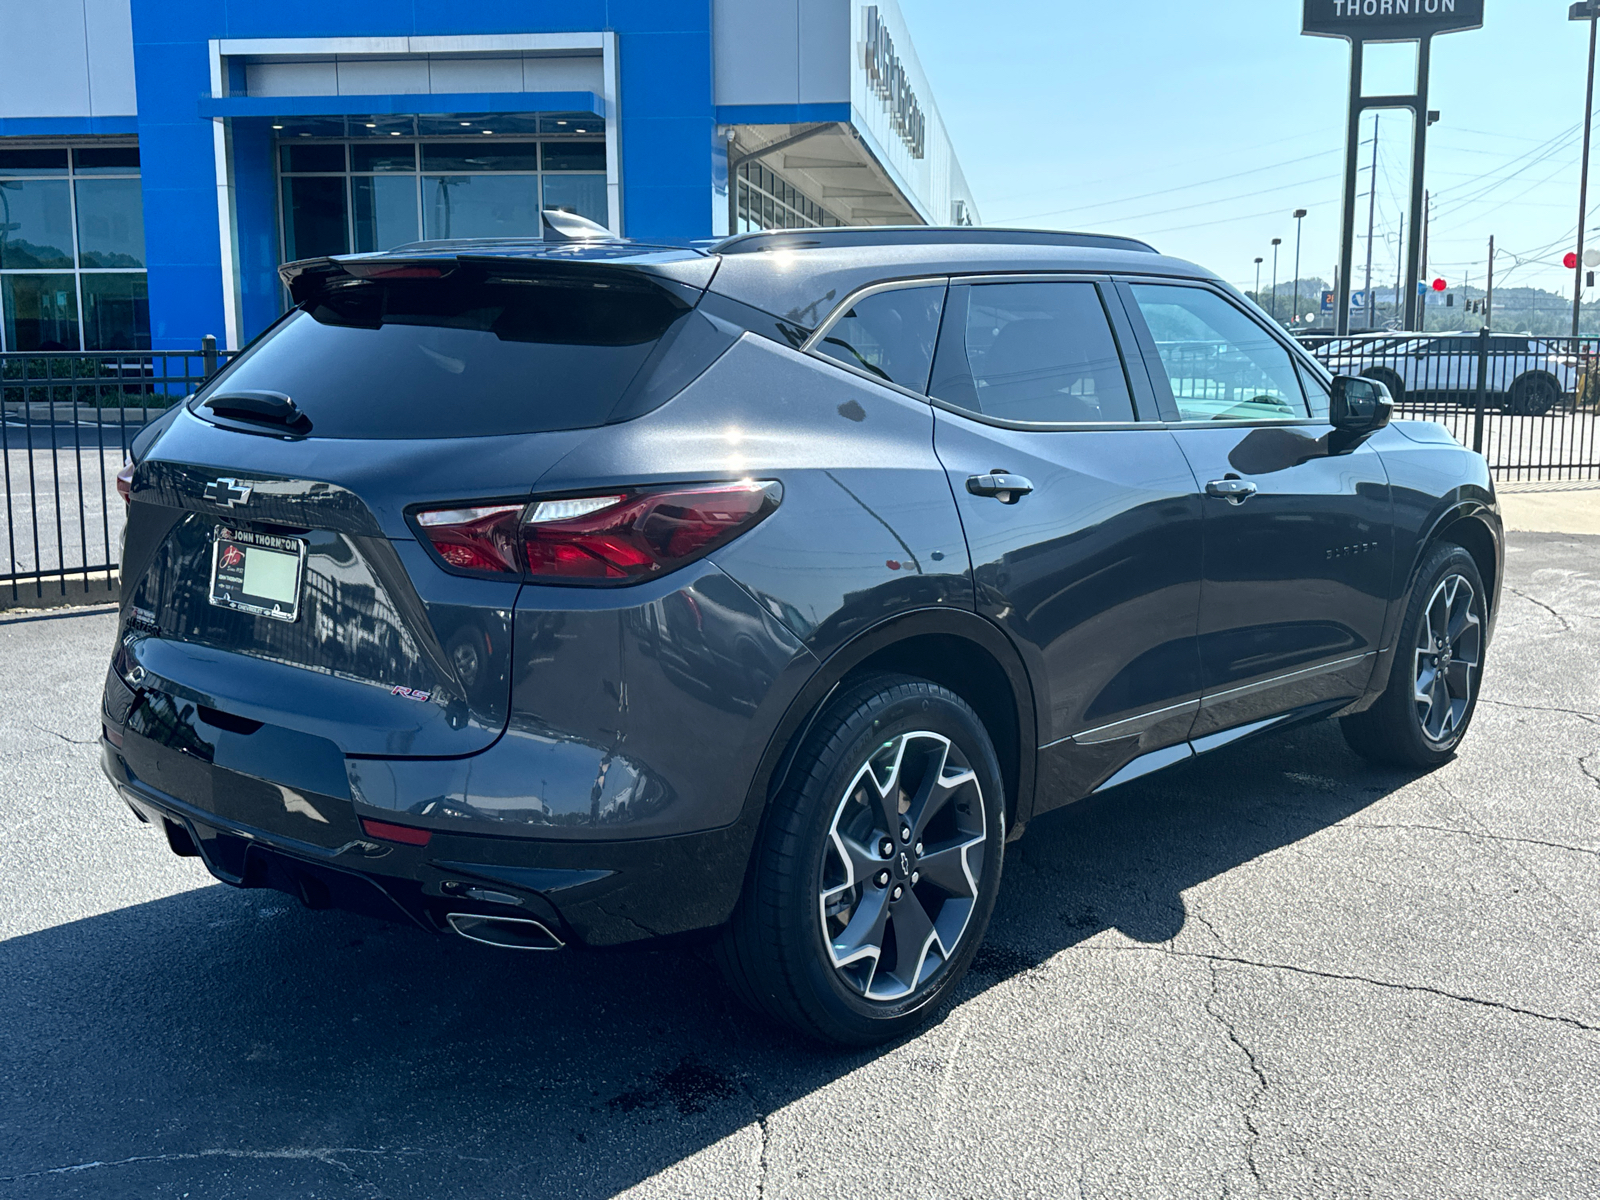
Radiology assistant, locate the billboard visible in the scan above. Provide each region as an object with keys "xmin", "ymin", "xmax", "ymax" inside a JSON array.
[{"xmin": 1303, "ymin": 0, "xmax": 1485, "ymax": 41}]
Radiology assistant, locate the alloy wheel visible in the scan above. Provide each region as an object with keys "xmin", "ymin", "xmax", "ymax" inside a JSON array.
[
  {"xmin": 817, "ymin": 732, "xmax": 987, "ymax": 1001},
  {"xmin": 1413, "ymin": 573, "xmax": 1481, "ymax": 743}
]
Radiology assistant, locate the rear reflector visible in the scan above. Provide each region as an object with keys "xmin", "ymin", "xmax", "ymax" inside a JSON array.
[
  {"xmin": 360, "ymin": 818, "xmax": 433, "ymax": 846},
  {"xmin": 413, "ymin": 480, "xmax": 781, "ymax": 585}
]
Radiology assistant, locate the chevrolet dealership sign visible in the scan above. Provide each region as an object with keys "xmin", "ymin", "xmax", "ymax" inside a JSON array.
[{"xmin": 1303, "ymin": 0, "xmax": 1484, "ymax": 40}]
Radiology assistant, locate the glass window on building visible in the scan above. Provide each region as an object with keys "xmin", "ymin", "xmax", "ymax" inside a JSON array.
[
  {"xmin": 735, "ymin": 161, "xmax": 842, "ymax": 233},
  {"xmin": 0, "ymin": 145, "xmax": 146, "ymax": 351},
  {"xmin": 278, "ymin": 126, "xmax": 609, "ymax": 264}
]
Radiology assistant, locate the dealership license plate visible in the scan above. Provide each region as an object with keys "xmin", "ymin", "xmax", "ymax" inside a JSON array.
[{"xmin": 209, "ymin": 527, "xmax": 307, "ymax": 622}]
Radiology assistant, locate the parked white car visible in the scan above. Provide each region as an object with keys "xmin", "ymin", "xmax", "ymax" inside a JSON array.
[{"xmin": 1310, "ymin": 334, "xmax": 1577, "ymax": 415}]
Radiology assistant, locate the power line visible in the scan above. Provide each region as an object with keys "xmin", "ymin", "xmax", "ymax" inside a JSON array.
[{"xmin": 993, "ymin": 147, "xmax": 1343, "ymax": 223}]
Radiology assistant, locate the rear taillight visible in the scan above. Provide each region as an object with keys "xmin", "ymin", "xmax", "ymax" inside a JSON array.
[
  {"xmin": 414, "ymin": 480, "xmax": 780, "ymax": 585},
  {"xmin": 414, "ymin": 505, "xmax": 523, "ymax": 573},
  {"xmin": 116, "ymin": 456, "xmax": 134, "ymax": 505}
]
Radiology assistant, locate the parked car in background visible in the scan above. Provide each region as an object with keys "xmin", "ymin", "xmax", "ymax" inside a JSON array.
[
  {"xmin": 1308, "ymin": 333, "xmax": 1576, "ymax": 415},
  {"xmin": 100, "ymin": 225, "xmax": 1502, "ymax": 1046}
]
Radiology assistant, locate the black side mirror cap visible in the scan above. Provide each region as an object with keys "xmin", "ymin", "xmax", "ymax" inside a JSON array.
[{"xmin": 1330, "ymin": 375, "xmax": 1393, "ymax": 436}]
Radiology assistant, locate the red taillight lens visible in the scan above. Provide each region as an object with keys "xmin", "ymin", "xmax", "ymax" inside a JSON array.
[
  {"xmin": 415, "ymin": 505, "xmax": 524, "ymax": 575},
  {"xmin": 523, "ymin": 481, "xmax": 780, "ymax": 583},
  {"xmin": 413, "ymin": 481, "xmax": 781, "ymax": 584},
  {"xmin": 116, "ymin": 457, "xmax": 134, "ymax": 505},
  {"xmin": 359, "ymin": 817, "xmax": 432, "ymax": 846}
]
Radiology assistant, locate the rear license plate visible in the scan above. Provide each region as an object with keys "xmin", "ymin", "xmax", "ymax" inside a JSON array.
[{"xmin": 209, "ymin": 526, "xmax": 307, "ymax": 622}]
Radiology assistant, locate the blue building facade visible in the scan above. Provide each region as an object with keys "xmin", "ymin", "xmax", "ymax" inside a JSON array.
[{"xmin": 0, "ymin": 0, "xmax": 978, "ymax": 352}]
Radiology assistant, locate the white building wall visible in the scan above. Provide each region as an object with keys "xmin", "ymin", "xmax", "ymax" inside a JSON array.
[
  {"xmin": 0, "ymin": 0, "xmax": 136, "ymax": 118},
  {"xmin": 712, "ymin": 0, "xmax": 979, "ymax": 225}
]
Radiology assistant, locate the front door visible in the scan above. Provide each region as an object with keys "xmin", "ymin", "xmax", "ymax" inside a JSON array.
[
  {"xmin": 929, "ymin": 278, "xmax": 1204, "ymax": 809},
  {"xmin": 1117, "ymin": 281, "xmax": 1393, "ymax": 741}
]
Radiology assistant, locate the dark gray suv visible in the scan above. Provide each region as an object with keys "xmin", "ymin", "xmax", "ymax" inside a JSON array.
[{"xmin": 101, "ymin": 227, "xmax": 1501, "ymax": 1045}]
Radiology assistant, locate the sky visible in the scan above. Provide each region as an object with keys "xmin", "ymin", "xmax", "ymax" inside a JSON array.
[{"xmin": 898, "ymin": 0, "xmax": 1592, "ymax": 306}]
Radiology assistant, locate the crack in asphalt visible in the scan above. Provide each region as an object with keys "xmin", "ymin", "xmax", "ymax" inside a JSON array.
[
  {"xmin": 1506, "ymin": 586, "xmax": 1573, "ymax": 632},
  {"xmin": 1478, "ymin": 697, "xmax": 1600, "ymax": 726},
  {"xmin": 1204, "ymin": 961, "xmax": 1267, "ymax": 1192},
  {"xmin": 0, "ymin": 1146, "xmax": 472, "ymax": 1184},
  {"xmin": 1341, "ymin": 821, "xmax": 1600, "ymax": 859},
  {"xmin": 1580, "ymin": 754, "xmax": 1600, "ymax": 797},
  {"xmin": 1118, "ymin": 947, "xmax": 1600, "ymax": 1034},
  {"xmin": 28, "ymin": 723, "xmax": 95, "ymax": 747}
]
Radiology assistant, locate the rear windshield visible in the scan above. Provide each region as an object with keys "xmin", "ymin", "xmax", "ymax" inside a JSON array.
[{"xmin": 194, "ymin": 272, "xmax": 709, "ymax": 439}]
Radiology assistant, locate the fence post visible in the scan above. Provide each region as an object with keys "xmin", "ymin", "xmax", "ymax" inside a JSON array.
[
  {"xmin": 202, "ymin": 334, "xmax": 217, "ymax": 381},
  {"xmin": 1472, "ymin": 326, "xmax": 1488, "ymax": 455}
]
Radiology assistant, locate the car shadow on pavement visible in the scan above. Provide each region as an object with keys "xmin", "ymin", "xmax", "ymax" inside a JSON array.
[{"xmin": 0, "ymin": 717, "xmax": 1415, "ymax": 1198}]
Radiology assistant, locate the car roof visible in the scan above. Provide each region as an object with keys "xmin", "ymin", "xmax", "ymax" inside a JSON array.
[{"xmin": 704, "ymin": 236, "xmax": 1216, "ymax": 330}]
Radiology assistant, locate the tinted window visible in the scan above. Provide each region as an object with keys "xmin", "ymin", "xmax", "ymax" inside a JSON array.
[
  {"xmin": 930, "ymin": 281, "xmax": 1136, "ymax": 424},
  {"xmin": 813, "ymin": 285, "xmax": 944, "ymax": 392},
  {"xmin": 194, "ymin": 274, "xmax": 715, "ymax": 440},
  {"xmin": 1131, "ymin": 284, "xmax": 1308, "ymax": 421}
]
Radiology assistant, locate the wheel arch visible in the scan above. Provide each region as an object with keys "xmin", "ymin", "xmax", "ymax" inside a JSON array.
[
  {"xmin": 1359, "ymin": 499, "xmax": 1502, "ymax": 709},
  {"xmin": 740, "ymin": 608, "xmax": 1038, "ymax": 858}
]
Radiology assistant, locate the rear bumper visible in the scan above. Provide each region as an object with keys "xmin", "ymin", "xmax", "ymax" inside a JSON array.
[{"xmin": 101, "ymin": 738, "xmax": 754, "ymax": 947}]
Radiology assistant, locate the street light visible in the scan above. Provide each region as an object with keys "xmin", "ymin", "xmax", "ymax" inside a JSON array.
[
  {"xmin": 1291, "ymin": 209, "xmax": 1308, "ymax": 327},
  {"xmin": 1254, "ymin": 256, "xmax": 1264, "ymax": 302},
  {"xmin": 1572, "ymin": 1, "xmax": 1599, "ymax": 335},
  {"xmin": 1270, "ymin": 238, "xmax": 1283, "ymax": 324}
]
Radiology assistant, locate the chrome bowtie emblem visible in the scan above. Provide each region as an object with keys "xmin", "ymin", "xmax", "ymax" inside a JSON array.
[
  {"xmin": 898, "ymin": 852, "xmax": 911, "ymax": 877},
  {"xmin": 203, "ymin": 477, "xmax": 252, "ymax": 507}
]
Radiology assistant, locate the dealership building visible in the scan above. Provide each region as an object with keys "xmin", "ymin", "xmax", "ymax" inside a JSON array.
[{"xmin": 0, "ymin": 0, "xmax": 978, "ymax": 352}]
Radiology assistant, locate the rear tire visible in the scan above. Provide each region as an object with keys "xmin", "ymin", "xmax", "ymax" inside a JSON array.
[
  {"xmin": 1507, "ymin": 372, "xmax": 1560, "ymax": 416},
  {"xmin": 718, "ymin": 674, "xmax": 1006, "ymax": 1046},
  {"xmin": 1341, "ymin": 542, "xmax": 1487, "ymax": 769}
]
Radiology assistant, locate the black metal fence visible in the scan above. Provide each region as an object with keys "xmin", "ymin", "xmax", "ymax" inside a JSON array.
[
  {"xmin": 1, "ymin": 331, "xmax": 1595, "ymax": 607},
  {"xmin": 0, "ymin": 339, "xmax": 234, "ymax": 604},
  {"xmin": 1298, "ymin": 329, "xmax": 1600, "ymax": 481}
]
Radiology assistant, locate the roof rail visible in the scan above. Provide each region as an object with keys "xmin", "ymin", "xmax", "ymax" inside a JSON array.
[{"xmin": 712, "ymin": 226, "xmax": 1159, "ymax": 256}]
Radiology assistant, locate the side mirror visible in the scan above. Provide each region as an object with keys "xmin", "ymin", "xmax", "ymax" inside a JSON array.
[{"xmin": 1330, "ymin": 375, "xmax": 1393, "ymax": 435}]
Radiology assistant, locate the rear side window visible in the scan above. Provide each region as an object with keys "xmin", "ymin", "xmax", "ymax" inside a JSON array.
[
  {"xmin": 196, "ymin": 273, "xmax": 719, "ymax": 439},
  {"xmin": 930, "ymin": 281, "xmax": 1137, "ymax": 424},
  {"xmin": 812, "ymin": 285, "xmax": 944, "ymax": 392}
]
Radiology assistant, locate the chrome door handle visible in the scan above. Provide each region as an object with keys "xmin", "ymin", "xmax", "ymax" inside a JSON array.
[
  {"xmin": 966, "ymin": 472, "xmax": 1034, "ymax": 504},
  {"xmin": 1205, "ymin": 478, "xmax": 1257, "ymax": 504}
]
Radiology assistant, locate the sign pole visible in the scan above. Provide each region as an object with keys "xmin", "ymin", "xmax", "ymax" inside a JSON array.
[
  {"xmin": 1402, "ymin": 37, "xmax": 1433, "ymax": 330},
  {"xmin": 1336, "ymin": 40, "xmax": 1365, "ymax": 336},
  {"xmin": 1574, "ymin": 5, "xmax": 1597, "ymax": 337},
  {"xmin": 1306, "ymin": 1, "xmax": 1483, "ymax": 335}
]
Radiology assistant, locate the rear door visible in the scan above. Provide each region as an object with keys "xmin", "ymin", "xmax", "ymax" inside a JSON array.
[
  {"xmin": 1117, "ymin": 281, "xmax": 1393, "ymax": 742},
  {"xmin": 929, "ymin": 276, "xmax": 1205, "ymax": 808}
]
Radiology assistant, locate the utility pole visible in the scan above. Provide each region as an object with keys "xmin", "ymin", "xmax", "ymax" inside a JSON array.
[
  {"xmin": 1572, "ymin": 2, "xmax": 1598, "ymax": 336},
  {"xmin": 1486, "ymin": 235, "xmax": 1494, "ymax": 329},
  {"xmin": 1292, "ymin": 208, "xmax": 1307, "ymax": 326},
  {"xmin": 1363, "ymin": 114, "xmax": 1380, "ymax": 331},
  {"xmin": 1394, "ymin": 213, "xmax": 1405, "ymax": 326},
  {"xmin": 1270, "ymin": 238, "xmax": 1282, "ymax": 323},
  {"xmin": 1420, "ymin": 190, "xmax": 1430, "ymax": 332}
]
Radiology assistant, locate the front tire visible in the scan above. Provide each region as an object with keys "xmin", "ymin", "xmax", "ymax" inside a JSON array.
[
  {"xmin": 719, "ymin": 674, "xmax": 1006, "ymax": 1046},
  {"xmin": 1341, "ymin": 542, "xmax": 1487, "ymax": 768}
]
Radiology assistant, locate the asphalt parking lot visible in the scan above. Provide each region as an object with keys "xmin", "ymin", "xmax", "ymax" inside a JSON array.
[{"xmin": 0, "ymin": 531, "xmax": 1595, "ymax": 1199}]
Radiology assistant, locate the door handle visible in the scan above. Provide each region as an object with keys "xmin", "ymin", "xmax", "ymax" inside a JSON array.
[
  {"xmin": 1205, "ymin": 478, "xmax": 1258, "ymax": 505},
  {"xmin": 966, "ymin": 472, "xmax": 1034, "ymax": 504}
]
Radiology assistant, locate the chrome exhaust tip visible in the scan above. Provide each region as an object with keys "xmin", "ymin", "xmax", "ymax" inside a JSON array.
[{"xmin": 445, "ymin": 912, "xmax": 565, "ymax": 951}]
